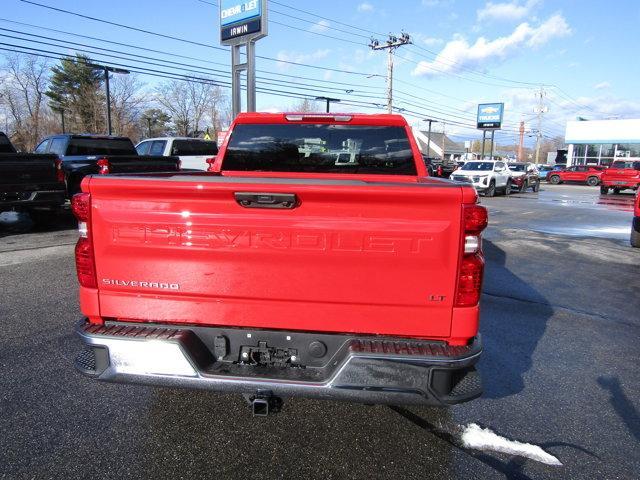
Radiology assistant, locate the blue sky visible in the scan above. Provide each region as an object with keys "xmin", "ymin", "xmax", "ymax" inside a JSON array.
[{"xmin": 3, "ymin": 0, "xmax": 640, "ymax": 144}]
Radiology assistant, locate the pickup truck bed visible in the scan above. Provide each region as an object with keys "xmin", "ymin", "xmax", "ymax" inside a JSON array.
[{"xmin": 72, "ymin": 113, "xmax": 487, "ymax": 412}]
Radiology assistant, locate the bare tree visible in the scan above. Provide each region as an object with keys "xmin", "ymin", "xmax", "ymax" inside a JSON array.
[
  {"xmin": 291, "ymin": 98, "xmax": 316, "ymax": 113},
  {"xmin": 109, "ymin": 74, "xmax": 147, "ymax": 140},
  {"xmin": 205, "ymin": 86, "xmax": 232, "ymax": 135},
  {"xmin": 155, "ymin": 80, "xmax": 192, "ymax": 136},
  {"xmin": 1, "ymin": 54, "xmax": 53, "ymax": 150}
]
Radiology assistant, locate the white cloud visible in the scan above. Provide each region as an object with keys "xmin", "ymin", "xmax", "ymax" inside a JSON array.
[
  {"xmin": 412, "ymin": 14, "xmax": 571, "ymax": 77},
  {"xmin": 594, "ymin": 81, "xmax": 611, "ymax": 90},
  {"xmin": 276, "ymin": 49, "xmax": 331, "ymax": 70},
  {"xmin": 423, "ymin": 37, "xmax": 444, "ymax": 46},
  {"xmin": 477, "ymin": 0, "xmax": 539, "ymax": 22},
  {"xmin": 309, "ymin": 20, "xmax": 330, "ymax": 33},
  {"xmin": 357, "ymin": 2, "xmax": 374, "ymax": 12}
]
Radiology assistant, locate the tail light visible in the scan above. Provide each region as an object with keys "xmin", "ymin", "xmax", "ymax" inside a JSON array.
[
  {"xmin": 54, "ymin": 158, "xmax": 65, "ymax": 182},
  {"xmin": 71, "ymin": 193, "xmax": 97, "ymax": 289},
  {"xmin": 437, "ymin": 165, "xmax": 443, "ymax": 177},
  {"xmin": 97, "ymin": 157, "xmax": 110, "ymax": 174},
  {"xmin": 456, "ymin": 204, "xmax": 488, "ymax": 307}
]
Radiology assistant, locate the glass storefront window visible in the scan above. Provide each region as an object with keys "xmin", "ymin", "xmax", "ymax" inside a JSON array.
[{"xmin": 616, "ymin": 144, "xmax": 640, "ymax": 157}]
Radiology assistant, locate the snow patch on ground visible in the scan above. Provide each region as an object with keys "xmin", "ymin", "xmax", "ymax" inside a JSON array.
[{"xmin": 461, "ymin": 423, "xmax": 563, "ymax": 466}]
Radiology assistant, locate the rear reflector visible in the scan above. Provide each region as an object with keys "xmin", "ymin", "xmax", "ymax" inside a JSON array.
[
  {"xmin": 75, "ymin": 237, "xmax": 97, "ymax": 289},
  {"xmin": 455, "ymin": 254, "xmax": 484, "ymax": 307}
]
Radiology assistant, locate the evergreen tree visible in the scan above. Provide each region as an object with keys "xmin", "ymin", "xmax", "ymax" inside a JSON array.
[{"xmin": 45, "ymin": 54, "xmax": 104, "ymax": 133}]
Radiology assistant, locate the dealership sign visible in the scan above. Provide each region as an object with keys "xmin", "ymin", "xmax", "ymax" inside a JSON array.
[
  {"xmin": 477, "ymin": 103, "xmax": 504, "ymax": 130},
  {"xmin": 220, "ymin": 0, "xmax": 268, "ymax": 45}
]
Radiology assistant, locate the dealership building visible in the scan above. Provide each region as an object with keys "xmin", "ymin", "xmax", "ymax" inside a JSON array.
[{"xmin": 565, "ymin": 118, "xmax": 640, "ymax": 166}]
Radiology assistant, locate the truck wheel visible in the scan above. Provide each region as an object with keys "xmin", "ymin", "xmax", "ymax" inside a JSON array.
[
  {"xmin": 533, "ymin": 180, "xmax": 540, "ymax": 192},
  {"xmin": 485, "ymin": 181, "xmax": 496, "ymax": 197},
  {"xmin": 600, "ymin": 185, "xmax": 609, "ymax": 194},
  {"xmin": 587, "ymin": 176, "xmax": 599, "ymax": 186},
  {"xmin": 549, "ymin": 175, "xmax": 561, "ymax": 185},
  {"xmin": 631, "ymin": 228, "xmax": 640, "ymax": 248}
]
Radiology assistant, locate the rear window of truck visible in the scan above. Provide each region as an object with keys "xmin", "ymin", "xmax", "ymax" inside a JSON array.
[
  {"xmin": 172, "ymin": 140, "xmax": 218, "ymax": 156},
  {"xmin": 66, "ymin": 138, "xmax": 136, "ymax": 156},
  {"xmin": 223, "ymin": 124, "xmax": 418, "ymax": 175}
]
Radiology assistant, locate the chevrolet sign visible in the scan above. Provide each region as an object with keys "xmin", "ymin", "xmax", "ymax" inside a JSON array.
[
  {"xmin": 220, "ymin": 0, "xmax": 267, "ymax": 45},
  {"xmin": 477, "ymin": 103, "xmax": 504, "ymax": 130}
]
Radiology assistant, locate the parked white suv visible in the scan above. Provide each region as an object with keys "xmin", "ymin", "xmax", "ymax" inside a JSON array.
[
  {"xmin": 450, "ymin": 160, "xmax": 512, "ymax": 196},
  {"xmin": 135, "ymin": 137, "xmax": 218, "ymax": 171}
]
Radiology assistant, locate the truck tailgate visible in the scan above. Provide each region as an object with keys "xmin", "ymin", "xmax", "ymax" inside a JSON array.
[
  {"xmin": 88, "ymin": 175, "xmax": 463, "ymax": 338},
  {"xmin": 0, "ymin": 153, "xmax": 60, "ymax": 188}
]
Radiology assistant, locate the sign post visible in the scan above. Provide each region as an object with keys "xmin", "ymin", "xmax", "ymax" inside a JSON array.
[
  {"xmin": 476, "ymin": 103, "xmax": 504, "ymax": 160},
  {"xmin": 220, "ymin": 0, "xmax": 268, "ymax": 118}
]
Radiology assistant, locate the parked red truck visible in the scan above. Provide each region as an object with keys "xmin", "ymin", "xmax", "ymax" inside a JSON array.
[
  {"xmin": 600, "ymin": 159, "xmax": 640, "ymax": 194},
  {"xmin": 72, "ymin": 113, "xmax": 487, "ymax": 414}
]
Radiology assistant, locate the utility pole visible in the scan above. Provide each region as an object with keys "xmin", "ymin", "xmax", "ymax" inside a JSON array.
[
  {"xmin": 423, "ymin": 118, "xmax": 438, "ymax": 159},
  {"xmin": 315, "ymin": 96, "xmax": 341, "ymax": 113},
  {"xmin": 441, "ymin": 122, "xmax": 446, "ymax": 162},
  {"xmin": 60, "ymin": 109, "xmax": 65, "ymax": 134},
  {"xmin": 534, "ymin": 86, "xmax": 547, "ymax": 164},
  {"xmin": 369, "ymin": 33, "xmax": 411, "ymax": 114},
  {"xmin": 518, "ymin": 120, "xmax": 525, "ymax": 161}
]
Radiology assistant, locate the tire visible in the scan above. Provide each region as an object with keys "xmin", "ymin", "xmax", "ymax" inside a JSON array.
[
  {"xmin": 533, "ymin": 180, "xmax": 540, "ymax": 192},
  {"xmin": 504, "ymin": 180, "xmax": 512, "ymax": 195},
  {"xmin": 587, "ymin": 176, "xmax": 599, "ymax": 186},
  {"xmin": 485, "ymin": 180, "xmax": 496, "ymax": 197},
  {"xmin": 632, "ymin": 228, "xmax": 640, "ymax": 248},
  {"xmin": 600, "ymin": 185, "xmax": 609, "ymax": 194},
  {"xmin": 549, "ymin": 175, "xmax": 561, "ymax": 185}
]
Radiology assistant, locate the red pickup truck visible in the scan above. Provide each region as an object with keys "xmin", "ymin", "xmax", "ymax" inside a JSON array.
[
  {"xmin": 72, "ymin": 113, "xmax": 487, "ymax": 414},
  {"xmin": 600, "ymin": 159, "xmax": 640, "ymax": 194}
]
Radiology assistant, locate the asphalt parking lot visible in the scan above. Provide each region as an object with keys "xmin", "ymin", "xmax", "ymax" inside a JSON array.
[{"xmin": 1, "ymin": 184, "xmax": 638, "ymax": 480}]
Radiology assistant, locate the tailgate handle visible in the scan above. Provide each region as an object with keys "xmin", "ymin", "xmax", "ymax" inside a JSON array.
[{"xmin": 234, "ymin": 192, "xmax": 298, "ymax": 209}]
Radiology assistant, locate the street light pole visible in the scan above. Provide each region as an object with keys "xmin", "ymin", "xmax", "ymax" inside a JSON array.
[
  {"xmin": 94, "ymin": 65, "xmax": 130, "ymax": 135},
  {"xmin": 315, "ymin": 96, "xmax": 341, "ymax": 113},
  {"xmin": 423, "ymin": 118, "xmax": 438, "ymax": 159}
]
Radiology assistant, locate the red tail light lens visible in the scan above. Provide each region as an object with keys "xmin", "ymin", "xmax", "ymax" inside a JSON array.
[
  {"xmin": 75, "ymin": 237, "xmax": 97, "ymax": 288},
  {"xmin": 71, "ymin": 193, "xmax": 91, "ymax": 222},
  {"xmin": 54, "ymin": 158, "xmax": 65, "ymax": 182},
  {"xmin": 456, "ymin": 204, "xmax": 488, "ymax": 307},
  {"xmin": 97, "ymin": 157, "xmax": 110, "ymax": 174},
  {"xmin": 71, "ymin": 192, "xmax": 96, "ymax": 288},
  {"xmin": 464, "ymin": 204, "xmax": 488, "ymax": 235},
  {"xmin": 456, "ymin": 254, "xmax": 484, "ymax": 307}
]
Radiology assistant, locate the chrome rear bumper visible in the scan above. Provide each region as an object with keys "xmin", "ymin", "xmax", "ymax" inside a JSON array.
[{"xmin": 75, "ymin": 320, "xmax": 482, "ymax": 406}]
